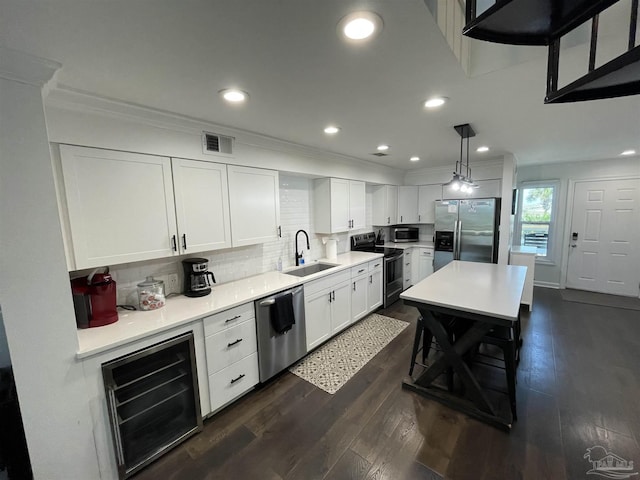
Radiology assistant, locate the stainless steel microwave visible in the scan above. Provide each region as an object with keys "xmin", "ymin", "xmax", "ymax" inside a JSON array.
[{"xmin": 392, "ymin": 227, "xmax": 419, "ymax": 243}]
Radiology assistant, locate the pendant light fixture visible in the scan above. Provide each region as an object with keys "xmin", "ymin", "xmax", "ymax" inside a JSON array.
[{"xmin": 444, "ymin": 123, "xmax": 477, "ymax": 194}]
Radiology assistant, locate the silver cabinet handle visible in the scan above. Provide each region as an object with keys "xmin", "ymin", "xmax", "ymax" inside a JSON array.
[{"xmin": 225, "ymin": 314, "xmax": 243, "ymax": 322}]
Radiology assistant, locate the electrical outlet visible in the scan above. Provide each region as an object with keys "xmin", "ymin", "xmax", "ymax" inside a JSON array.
[{"xmin": 168, "ymin": 273, "xmax": 180, "ymax": 294}]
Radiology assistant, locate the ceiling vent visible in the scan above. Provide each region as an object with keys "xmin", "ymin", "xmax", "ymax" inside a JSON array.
[
  {"xmin": 371, "ymin": 152, "xmax": 389, "ymax": 157},
  {"xmin": 202, "ymin": 132, "xmax": 234, "ymax": 156}
]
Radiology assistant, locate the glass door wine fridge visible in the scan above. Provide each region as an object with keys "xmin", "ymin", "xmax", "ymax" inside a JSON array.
[{"xmin": 102, "ymin": 332, "xmax": 203, "ymax": 479}]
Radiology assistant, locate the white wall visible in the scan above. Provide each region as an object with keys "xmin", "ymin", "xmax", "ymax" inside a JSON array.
[
  {"xmin": 44, "ymin": 88, "xmax": 405, "ymax": 186},
  {"xmin": 517, "ymin": 156, "xmax": 640, "ymax": 287},
  {"xmin": 0, "ymin": 49, "xmax": 100, "ymax": 479}
]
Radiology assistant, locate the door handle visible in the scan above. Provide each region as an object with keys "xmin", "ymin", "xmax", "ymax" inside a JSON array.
[
  {"xmin": 401, "ymin": 215, "xmax": 403, "ymax": 222},
  {"xmin": 571, "ymin": 245, "xmax": 577, "ymax": 248},
  {"xmin": 328, "ymin": 292, "xmax": 332, "ymax": 303},
  {"xmin": 369, "ymin": 275, "xmax": 373, "ymax": 284},
  {"xmin": 353, "ymin": 282, "xmax": 356, "ymax": 291},
  {"xmin": 171, "ymin": 235, "xmax": 177, "ymax": 252},
  {"xmin": 332, "ymin": 291, "xmax": 336, "ymax": 301},
  {"xmin": 182, "ymin": 233, "xmax": 187, "ymax": 250},
  {"xmin": 278, "ymin": 226, "xmax": 282, "ymax": 237}
]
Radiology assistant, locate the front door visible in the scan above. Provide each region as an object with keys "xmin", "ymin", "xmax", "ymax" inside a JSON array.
[{"xmin": 566, "ymin": 178, "xmax": 640, "ymax": 296}]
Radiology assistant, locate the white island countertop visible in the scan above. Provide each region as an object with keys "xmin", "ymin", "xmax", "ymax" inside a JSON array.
[
  {"xmin": 76, "ymin": 251, "xmax": 382, "ymax": 359},
  {"xmin": 401, "ymin": 260, "xmax": 527, "ymax": 321}
]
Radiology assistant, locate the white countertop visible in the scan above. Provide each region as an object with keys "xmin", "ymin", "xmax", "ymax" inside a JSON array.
[
  {"xmin": 400, "ymin": 260, "xmax": 527, "ymax": 321},
  {"xmin": 76, "ymin": 251, "xmax": 382, "ymax": 359},
  {"xmin": 385, "ymin": 241, "xmax": 434, "ymax": 249}
]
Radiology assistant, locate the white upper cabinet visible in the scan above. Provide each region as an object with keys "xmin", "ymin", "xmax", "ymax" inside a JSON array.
[
  {"xmin": 60, "ymin": 145, "xmax": 178, "ymax": 269},
  {"xmin": 372, "ymin": 185, "xmax": 398, "ymax": 226},
  {"xmin": 397, "ymin": 186, "xmax": 419, "ymax": 224},
  {"xmin": 349, "ymin": 180, "xmax": 366, "ymax": 230},
  {"xmin": 418, "ymin": 184, "xmax": 442, "ymax": 224},
  {"xmin": 314, "ymin": 178, "xmax": 365, "ymax": 234},
  {"xmin": 227, "ymin": 166, "xmax": 280, "ymax": 247},
  {"xmin": 172, "ymin": 158, "xmax": 232, "ymax": 254}
]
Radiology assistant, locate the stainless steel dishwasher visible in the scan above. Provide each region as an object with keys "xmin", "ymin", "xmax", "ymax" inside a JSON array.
[{"xmin": 255, "ymin": 285, "xmax": 307, "ymax": 382}]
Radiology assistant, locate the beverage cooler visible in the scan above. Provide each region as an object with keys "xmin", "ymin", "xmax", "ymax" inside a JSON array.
[{"xmin": 102, "ymin": 332, "xmax": 202, "ymax": 479}]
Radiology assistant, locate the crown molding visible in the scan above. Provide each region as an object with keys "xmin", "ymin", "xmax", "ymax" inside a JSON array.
[{"xmin": 0, "ymin": 48, "xmax": 61, "ymax": 87}]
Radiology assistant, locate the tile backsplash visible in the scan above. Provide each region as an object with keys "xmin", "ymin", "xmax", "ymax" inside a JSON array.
[{"xmin": 103, "ymin": 174, "xmax": 375, "ymax": 305}]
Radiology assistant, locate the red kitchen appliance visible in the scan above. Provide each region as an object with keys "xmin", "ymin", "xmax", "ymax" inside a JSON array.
[{"xmin": 71, "ymin": 268, "xmax": 118, "ymax": 328}]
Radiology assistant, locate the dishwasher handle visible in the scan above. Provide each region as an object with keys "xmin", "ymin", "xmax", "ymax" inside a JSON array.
[
  {"xmin": 259, "ymin": 285, "xmax": 304, "ymax": 307},
  {"xmin": 259, "ymin": 299, "xmax": 275, "ymax": 306}
]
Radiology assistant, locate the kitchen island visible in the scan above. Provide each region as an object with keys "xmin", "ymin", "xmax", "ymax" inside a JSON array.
[{"xmin": 400, "ymin": 260, "xmax": 526, "ymax": 430}]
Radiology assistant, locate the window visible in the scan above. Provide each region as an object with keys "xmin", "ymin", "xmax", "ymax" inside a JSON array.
[{"xmin": 516, "ymin": 182, "xmax": 558, "ymax": 260}]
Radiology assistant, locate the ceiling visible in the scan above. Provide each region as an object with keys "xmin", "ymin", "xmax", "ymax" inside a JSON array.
[{"xmin": 2, "ymin": 0, "xmax": 639, "ymax": 170}]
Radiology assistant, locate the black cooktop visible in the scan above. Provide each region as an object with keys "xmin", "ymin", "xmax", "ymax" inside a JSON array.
[{"xmin": 351, "ymin": 232, "xmax": 403, "ymax": 258}]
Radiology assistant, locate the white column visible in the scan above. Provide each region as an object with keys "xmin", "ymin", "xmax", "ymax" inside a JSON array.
[
  {"xmin": 498, "ymin": 153, "xmax": 516, "ymax": 265},
  {"xmin": 0, "ymin": 48, "xmax": 101, "ymax": 479}
]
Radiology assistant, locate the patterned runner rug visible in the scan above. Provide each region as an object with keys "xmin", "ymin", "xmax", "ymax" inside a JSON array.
[{"xmin": 289, "ymin": 313, "xmax": 409, "ymax": 394}]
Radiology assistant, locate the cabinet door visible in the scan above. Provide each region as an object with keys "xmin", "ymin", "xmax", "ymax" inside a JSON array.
[
  {"xmin": 172, "ymin": 159, "xmax": 231, "ymax": 254},
  {"xmin": 418, "ymin": 184, "xmax": 442, "ymax": 224},
  {"xmin": 418, "ymin": 248, "xmax": 434, "ymax": 281},
  {"xmin": 331, "ymin": 178, "xmax": 351, "ymax": 232},
  {"xmin": 372, "ymin": 185, "xmax": 398, "ymax": 225},
  {"xmin": 351, "ymin": 275, "xmax": 368, "ymax": 322},
  {"xmin": 305, "ymin": 290, "xmax": 332, "ymax": 351},
  {"xmin": 60, "ymin": 145, "xmax": 177, "ymax": 269},
  {"xmin": 397, "ymin": 186, "xmax": 419, "ymax": 224},
  {"xmin": 227, "ymin": 166, "xmax": 280, "ymax": 247},
  {"xmin": 331, "ymin": 281, "xmax": 352, "ymax": 334},
  {"xmin": 349, "ymin": 180, "xmax": 366, "ymax": 230},
  {"xmin": 411, "ymin": 248, "xmax": 420, "ymax": 285},
  {"xmin": 368, "ymin": 268, "xmax": 383, "ymax": 311}
]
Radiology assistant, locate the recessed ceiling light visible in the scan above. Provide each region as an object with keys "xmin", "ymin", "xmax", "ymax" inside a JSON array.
[
  {"xmin": 410, "ymin": 156, "xmax": 420, "ymax": 162},
  {"xmin": 377, "ymin": 144, "xmax": 390, "ymax": 151},
  {"xmin": 324, "ymin": 125, "xmax": 340, "ymax": 134},
  {"xmin": 621, "ymin": 149, "xmax": 636, "ymax": 156},
  {"xmin": 220, "ymin": 89, "xmax": 248, "ymax": 103},
  {"xmin": 338, "ymin": 12, "xmax": 383, "ymax": 41},
  {"xmin": 476, "ymin": 146, "xmax": 490, "ymax": 152},
  {"xmin": 424, "ymin": 97, "xmax": 448, "ymax": 108}
]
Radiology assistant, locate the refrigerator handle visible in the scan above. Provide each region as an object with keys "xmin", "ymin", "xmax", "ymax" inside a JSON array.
[{"xmin": 455, "ymin": 220, "xmax": 462, "ymax": 260}]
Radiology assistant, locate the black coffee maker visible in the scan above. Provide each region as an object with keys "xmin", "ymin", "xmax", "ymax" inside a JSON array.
[{"xmin": 182, "ymin": 258, "xmax": 216, "ymax": 297}]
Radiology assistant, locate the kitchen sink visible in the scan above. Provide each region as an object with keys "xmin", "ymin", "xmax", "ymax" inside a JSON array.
[{"xmin": 285, "ymin": 263, "xmax": 338, "ymax": 277}]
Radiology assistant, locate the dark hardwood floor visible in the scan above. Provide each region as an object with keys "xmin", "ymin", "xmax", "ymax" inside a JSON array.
[{"xmin": 134, "ymin": 288, "xmax": 640, "ymax": 479}]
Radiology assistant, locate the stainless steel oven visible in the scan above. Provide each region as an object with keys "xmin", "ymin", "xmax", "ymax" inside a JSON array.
[
  {"xmin": 351, "ymin": 232, "xmax": 404, "ymax": 308},
  {"xmin": 384, "ymin": 250, "xmax": 404, "ymax": 307}
]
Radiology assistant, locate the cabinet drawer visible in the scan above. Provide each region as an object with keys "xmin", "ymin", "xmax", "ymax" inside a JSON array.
[
  {"xmin": 203, "ymin": 302, "xmax": 254, "ymax": 337},
  {"xmin": 368, "ymin": 258, "xmax": 383, "ymax": 272},
  {"xmin": 209, "ymin": 352, "xmax": 259, "ymax": 412},
  {"xmin": 419, "ymin": 248, "xmax": 434, "ymax": 257},
  {"xmin": 351, "ymin": 263, "xmax": 368, "ymax": 278},
  {"xmin": 205, "ymin": 319, "xmax": 257, "ymax": 375},
  {"xmin": 404, "ymin": 277, "xmax": 412, "ymax": 290},
  {"xmin": 305, "ymin": 269, "xmax": 351, "ymax": 297}
]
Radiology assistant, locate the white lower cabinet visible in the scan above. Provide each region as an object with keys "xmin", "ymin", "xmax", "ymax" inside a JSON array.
[
  {"xmin": 203, "ymin": 302, "xmax": 259, "ymax": 413},
  {"xmin": 509, "ymin": 249, "xmax": 536, "ymax": 311},
  {"xmin": 208, "ymin": 353, "xmax": 259, "ymax": 412},
  {"xmin": 416, "ymin": 248, "xmax": 434, "ymax": 283},
  {"xmin": 403, "ymin": 248, "xmax": 413, "ymax": 290},
  {"xmin": 367, "ymin": 260, "xmax": 383, "ymax": 311},
  {"xmin": 305, "ymin": 270, "xmax": 351, "ymax": 351},
  {"xmin": 351, "ymin": 264, "xmax": 369, "ymax": 323}
]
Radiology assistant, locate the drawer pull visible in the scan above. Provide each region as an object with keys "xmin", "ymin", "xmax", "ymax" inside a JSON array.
[
  {"xmin": 374, "ymin": 263, "xmax": 380, "ymax": 268},
  {"xmin": 227, "ymin": 338, "xmax": 243, "ymax": 347},
  {"xmin": 230, "ymin": 374, "xmax": 245, "ymax": 385},
  {"xmin": 225, "ymin": 315, "xmax": 242, "ymax": 323},
  {"xmin": 358, "ymin": 268, "xmax": 365, "ymax": 274}
]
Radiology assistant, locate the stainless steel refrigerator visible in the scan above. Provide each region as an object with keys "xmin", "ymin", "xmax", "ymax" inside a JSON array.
[{"xmin": 434, "ymin": 198, "xmax": 501, "ymax": 271}]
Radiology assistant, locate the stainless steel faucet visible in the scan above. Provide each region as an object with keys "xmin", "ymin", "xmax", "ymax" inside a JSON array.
[{"xmin": 295, "ymin": 229, "xmax": 310, "ymax": 266}]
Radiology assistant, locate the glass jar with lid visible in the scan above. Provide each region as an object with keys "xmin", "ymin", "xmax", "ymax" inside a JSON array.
[{"xmin": 137, "ymin": 276, "xmax": 166, "ymax": 311}]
